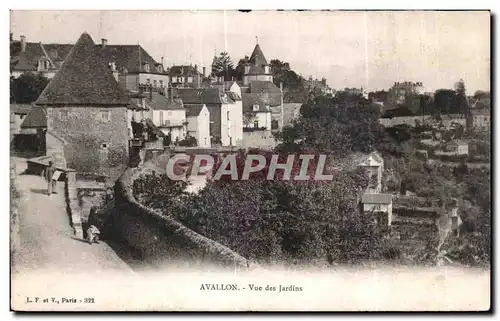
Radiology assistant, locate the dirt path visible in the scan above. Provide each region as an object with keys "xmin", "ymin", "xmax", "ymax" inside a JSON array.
[{"xmin": 11, "ymin": 157, "xmax": 135, "ymax": 274}]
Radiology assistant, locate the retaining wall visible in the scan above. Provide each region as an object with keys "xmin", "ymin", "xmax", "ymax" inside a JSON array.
[{"xmin": 108, "ymin": 167, "xmax": 258, "ymax": 270}]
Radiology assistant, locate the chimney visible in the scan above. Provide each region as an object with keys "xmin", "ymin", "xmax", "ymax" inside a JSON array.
[
  {"xmin": 202, "ymin": 66, "xmax": 206, "ymax": 77},
  {"xmin": 101, "ymin": 38, "xmax": 108, "ymax": 47},
  {"xmin": 149, "ymin": 84, "xmax": 153, "ymax": 100},
  {"xmin": 20, "ymin": 35, "xmax": 26, "ymax": 53}
]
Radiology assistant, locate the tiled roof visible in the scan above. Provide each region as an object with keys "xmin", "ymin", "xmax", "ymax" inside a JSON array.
[
  {"xmin": 35, "ymin": 33, "xmax": 130, "ymax": 106},
  {"xmin": 147, "ymin": 92, "xmax": 184, "ymax": 110},
  {"xmin": 242, "ymin": 91, "xmax": 281, "ymax": 110},
  {"xmin": 21, "ymin": 106, "xmax": 46, "ymax": 128},
  {"xmin": 249, "ymin": 44, "xmax": 268, "ymax": 67},
  {"xmin": 11, "ymin": 39, "xmax": 165, "ymax": 75},
  {"xmin": 169, "ymin": 65, "xmax": 202, "ymax": 77},
  {"xmin": 248, "ymin": 81, "xmax": 281, "ymax": 94},
  {"xmin": 362, "ymin": 193, "xmax": 393, "ymax": 204},
  {"xmin": 11, "ymin": 104, "xmax": 32, "ymax": 115},
  {"xmin": 176, "ymin": 88, "xmax": 222, "ymax": 105},
  {"xmin": 242, "ymin": 93, "xmax": 273, "ymax": 112},
  {"xmin": 185, "ymin": 104, "xmax": 205, "ymax": 117}
]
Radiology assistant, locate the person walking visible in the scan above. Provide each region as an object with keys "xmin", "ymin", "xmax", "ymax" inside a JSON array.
[{"xmin": 45, "ymin": 161, "xmax": 57, "ymax": 196}]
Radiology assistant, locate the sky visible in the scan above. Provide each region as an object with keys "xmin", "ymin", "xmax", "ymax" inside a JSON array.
[{"xmin": 9, "ymin": 10, "xmax": 490, "ymax": 95}]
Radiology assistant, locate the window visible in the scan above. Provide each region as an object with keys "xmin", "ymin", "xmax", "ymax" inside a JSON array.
[
  {"xmin": 101, "ymin": 143, "xmax": 108, "ymax": 149},
  {"xmin": 254, "ymin": 120, "xmax": 259, "ymax": 128},
  {"xmin": 271, "ymin": 119, "xmax": 279, "ymax": 130},
  {"xmin": 144, "ymin": 63, "xmax": 150, "ymax": 72},
  {"xmin": 253, "ymin": 104, "xmax": 259, "ymax": 112},
  {"xmin": 160, "ymin": 111, "xmax": 164, "ymax": 125},
  {"xmin": 100, "ymin": 110, "xmax": 110, "ymax": 122},
  {"xmin": 227, "ymin": 111, "xmax": 230, "ymax": 121},
  {"xmin": 159, "ymin": 80, "xmax": 164, "ymax": 87},
  {"xmin": 187, "ymin": 77, "xmax": 193, "ymax": 83},
  {"xmin": 153, "ymin": 80, "xmax": 157, "ymax": 87},
  {"xmin": 59, "ymin": 110, "xmax": 68, "ymax": 120},
  {"xmin": 157, "ymin": 65, "xmax": 163, "ymax": 72},
  {"xmin": 146, "ymin": 79, "xmax": 151, "ymax": 85}
]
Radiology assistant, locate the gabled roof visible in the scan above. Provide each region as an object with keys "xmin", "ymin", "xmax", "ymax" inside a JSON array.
[
  {"xmin": 248, "ymin": 81, "xmax": 281, "ymax": 94},
  {"xmin": 176, "ymin": 88, "xmax": 222, "ymax": 105},
  {"xmin": 21, "ymin": 106, "xmax": 46, "ymax": 128},
  {"xmin": 35, "ymin": 32, "xmax": 130, "ymax": 106},
  {"xmin": 242, "ymin": 93, "xmax": 272, "ymax": 113},
  {"xmin": 11, "ymin": 38, "xmax": 165, "ymax": 75},
  {"xmin": 249, "ymin": 44, "xmax": 268, "ymax": 67},
  {"xmin": 185, "ymin": 104, "xmax": 206, "ymax": 117},
  {"xmin": 147, "ymin": 92, "xmax": 184, "ymax": 110},
  {"xmin": 242, "ymin": 91, "xmax": 281, "ymax": 111}
]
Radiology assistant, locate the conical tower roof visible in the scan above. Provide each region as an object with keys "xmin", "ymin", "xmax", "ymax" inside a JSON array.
[
  {"xmin": 36, "ymin": 32, "xmax": 129, "ymax": 106},
  {"xmin": 249, "ymin": 44, "xmax": 268, "ymax": 67}
]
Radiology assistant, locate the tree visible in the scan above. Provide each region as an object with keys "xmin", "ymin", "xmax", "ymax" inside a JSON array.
[
  {"xmin": 10, "ymin": 72, "xmax": 50, "ymax": 104},
  {"xmin": 276, "ymin": 92, "xmax": 387, "ymax": 158},
  {"xmin": 233, "ymin": 55, "xmax": 250, "ymax": 81},
  {"xmin": 211, "ymin": 52, "xmax": 235, "ymax": 81},
  {"xmin": 433, "ymin": 89, "xmax": 458, "ymax": 115},
  {"xmin": 454, "ymin": 78, "xmax": 470, "ymax": 116}
]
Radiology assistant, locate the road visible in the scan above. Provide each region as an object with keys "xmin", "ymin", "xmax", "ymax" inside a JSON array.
[{"xmin": 11, "ymin": 157, "xmax": 135, "ymax": 275}]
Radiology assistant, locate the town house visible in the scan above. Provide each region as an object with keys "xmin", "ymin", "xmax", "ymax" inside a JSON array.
[
  {"xmin": 185, "ymin": 104, "xmax": 211, "ymax": 148},
  {"xmin": 35, "ymin": 32, "xmax": 131, "ymax": 181},
  {"xmin": 176, "ymin": 87, "xmax": 243, "ymax": 146}
]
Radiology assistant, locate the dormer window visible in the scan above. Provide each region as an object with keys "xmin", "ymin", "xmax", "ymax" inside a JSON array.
[
  {"xmin": 264, "ymin": 65, "xmax": 270, "ymax": 74},
  {"xmin": 253, "ymin": 104, "xmax": 259, "ymax": 112},
  {"xmin": 144, "ymin": 63, "xmax": 150, "ymax": 72},
  {"xmin": 157, "ymin": 65, "xmax": 163, "ymax": 73}
]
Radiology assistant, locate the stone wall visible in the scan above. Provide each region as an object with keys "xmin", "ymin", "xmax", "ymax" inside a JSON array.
[
  {"xmin": 46, "ymin": 106, "xmax": 129, "ymax": 182},
  {"xmin": 65, "ymin": 171, "xmax": 83, "ymax": 238},
  {"xmin": 106, "ymin": 167, "xmax": 258, "ymax": 270}
]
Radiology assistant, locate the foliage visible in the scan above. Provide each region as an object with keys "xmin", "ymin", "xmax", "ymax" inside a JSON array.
[
  {"xmin": 275, "ymin": 92, "xmax": 388, "ymax": 158},
  {"xmin": 211, "ymin": 52, "xmax": 235, "ymax": 81},
  {"xmin": 178, "ymin": 136, "xmax": 197, "ymax": 147},
  {"xmin": 133, "ymin": 173, "xmax": 188, "ymax": 215},
  {"xmin": 10, "ymin": 72, "xmax": 50, "ymax": 104}
]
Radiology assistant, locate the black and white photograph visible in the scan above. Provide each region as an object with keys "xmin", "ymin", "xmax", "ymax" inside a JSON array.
[{"xmin": 9, "ymin": 9, "xmax": 491, "ymax": 311}]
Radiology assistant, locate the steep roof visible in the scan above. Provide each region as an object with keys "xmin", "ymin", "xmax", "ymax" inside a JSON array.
[
  {"xmin": 185, "ymin": 104, "xmax": 206, "ymax": 117},
  {"xmin": 169, "ymin": 65, "xmax": 202, "ymax": 77},
  {"xmin": 248, "ymin": 81, "xmax": 281, "ymax": 94},
  {"xmin": 11, "ymin": 38, "xmax": 165, "ymax": 75},
  {"xmin": 176, "ymin": 88, "xmax": 222, "ymax": 105},
  {"xmin": 242, "ymin": 93, "xmax": 273, "ymax": 112},
  {"xmin": 35, "ymin": 33, "xmax": 130, "ymax": 106},
  {"xmin": 21, "ymin": 106, "xmax": 47, "ymax": 128},
  {"xmin": 146, "ymin": 92, "xmax": 184, "ymax": 110},
  {"xmin": 249, "ymin": 44, "xmax": 268, "ymax": 67}
]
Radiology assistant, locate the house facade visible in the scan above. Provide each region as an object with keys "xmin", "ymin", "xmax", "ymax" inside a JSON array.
[
  {"xmin": 185, "ymin": 104, "xmax": 211, "ymax": 147},
  {"xmin": 176, "ymin": 87, "xmax": 243, "ymax": 146},
  {"xmin": 168, "ymin": 65, "xmax": 205, "ymax": 88},
  {"xmin": 35, "ymin": 32, "xmax": 130, "ymax": 181},
  {"xmin": 10, "ymin": 34, "xmax": 169, "ymax": 93},
  {"xmin": 469, "ymin": 108, "xmax": 490, "ymax": 130}
]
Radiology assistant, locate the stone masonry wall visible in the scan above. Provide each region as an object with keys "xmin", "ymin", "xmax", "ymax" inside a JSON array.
[
  {"xmin": 47, "ymin": 106, "xmax": 129, "ymax": 182},
  {"xmin": 65, "ymin": 171, "xmax": 83, "ymax": 238},
  {"xmin": 107, "ymin": 167, "xmax": 258, "ymax": 270}
]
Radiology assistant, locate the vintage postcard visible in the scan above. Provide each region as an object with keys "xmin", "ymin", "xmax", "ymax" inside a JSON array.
[{"xmin": 9, "ymin": 10, "xmax": 491, "ymax": 311}]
